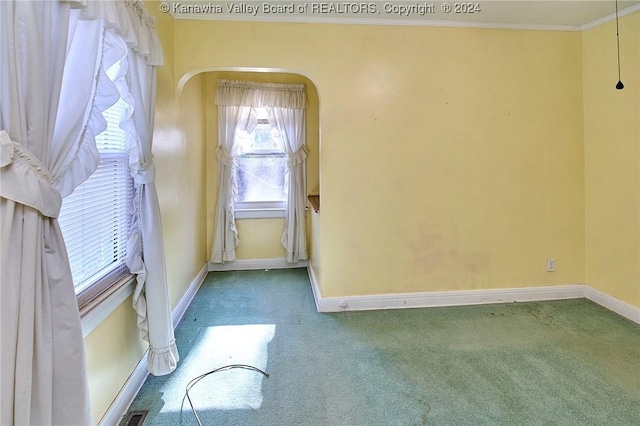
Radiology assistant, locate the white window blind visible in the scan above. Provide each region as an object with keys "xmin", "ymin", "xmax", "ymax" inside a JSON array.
[{"xmin": 58, "ymin": 96, "xmax": 134, "ymax": 295}]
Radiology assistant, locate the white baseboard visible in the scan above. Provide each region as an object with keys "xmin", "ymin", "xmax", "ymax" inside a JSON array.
[
  {"xmin": 308, "ymin": 274, "xmax": 640, "ymax": 325},
  {"xmin": 98, "ymin": 262, "xmax": 209, "ymax": 426},
  {"xmin": 172, "ymin": 263, "xmax": 208, "ymax": 328},
  {"xmin": 97, "ymin": 350, "xmax": 149, "ymax": 426},
  {"xmin": 584, "ymin": 286, "xmax": 640, "ymax": 324},
  {"xmin": 312, "ymin": 282, "xmax": 587, "ymax": 313},
  {"xmin": 306, "ymin": 264, "xmax": 321, "ymax": 312},
  {"xmin": 208, "ymin": 257, "xmax": 308, "ymax": 271}
]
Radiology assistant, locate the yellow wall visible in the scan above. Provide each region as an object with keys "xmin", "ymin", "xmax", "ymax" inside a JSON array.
[
  {"xmin": 584, "ymin": 12, "xmax": 640, "ymax": 308},
  {"xmin": 82, "ymin": 8, "xmax": 640, "ymax": 423},
  {"xmin": 160, "ymin": 71, "xmax": 208, "ymax": 308},
  {"xmin": 176, "ymin": 21, "xmax": 585, "ymax": 297},
  {"xmin": 203, "ymin": 71, "xmax": 320, "ymax": 260},
  {"xmin": 235, "ymin": 219, "xmax": 287, "ymax": 258},
  {"xmin": 83, "ymin": 2, "xmax": 209, "ymax": 422},
  {"xmin": 84, "ymin": 296, "xmax": 146, "ymax": 422}
]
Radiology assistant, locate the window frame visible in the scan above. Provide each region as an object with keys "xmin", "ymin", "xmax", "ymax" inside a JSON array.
[
  {"xmin": 66, "ymin": 152, "xmax": 136, "ymax": 316},
  {"xmin": 57, "ymin": 64, "xmax": 136, "ymax": 317},
  {"xmin": 78, "ymin": 269, "xmax": 134, "ymax": 318},
  {"xmin": 233, "ymin": 116, "xmax": 287, "ymax": 219},
  {"xmin": 234, "ymin": 200, "xmax": 286, "ymax": 219}
]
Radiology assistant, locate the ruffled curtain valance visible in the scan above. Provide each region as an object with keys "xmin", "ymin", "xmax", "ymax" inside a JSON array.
[
  {"xmin": 216, "ymin": 80, "xmax": 307, "ymax": 109},
  {"xmin": 68, "ymin": 0, "xmax": 163, "ymax": 65}
]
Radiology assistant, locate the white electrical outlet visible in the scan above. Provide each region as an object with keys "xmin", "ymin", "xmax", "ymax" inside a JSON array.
[{"xmin": 546, "ymin": 258, "xmax": 556, "ymax": 272}]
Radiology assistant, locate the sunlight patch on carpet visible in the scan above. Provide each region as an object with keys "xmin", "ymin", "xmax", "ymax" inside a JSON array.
[{"xmin": 168, "ymin": 324, "xmax": 275, "ymax": 411}]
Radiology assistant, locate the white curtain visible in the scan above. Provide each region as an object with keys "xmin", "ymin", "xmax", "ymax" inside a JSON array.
[
  {"xmin": 271, "ymin": 108, "xmax": 308, "ymax": 262},
  {"xmin": 210, "ymin": 80, "xmax": 308, "ymax": 264},
  {"xmin": 0, "ymin": 1, "xmax": 168, "ymax": 423},
  {"xmin": 78, "ymin": 0, "xmax": 177, "ymax": 376},
  {"xmin": 125, "ymin": 49, "xmax": 178, "ymax": 375},
  {"xmin": 210, "ymin": 104, "xmax": 250, "ymax": 263},
  {"xmin": 1, "ymin": 3, "xmax": 100, "ymax": 425}
]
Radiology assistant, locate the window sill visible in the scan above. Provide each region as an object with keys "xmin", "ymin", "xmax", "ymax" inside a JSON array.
[
  {"xmin": 80, "ymin": 274, "xmax": 136, "ymax": 338},
  {"xmin": 235, "ymin": 208, "xmax": 286, "ymax": 219}
]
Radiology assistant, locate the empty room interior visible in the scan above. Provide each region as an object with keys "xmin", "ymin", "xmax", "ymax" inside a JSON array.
[{"xmin": 1, "ymin": 0, "xmax": 639, "ymax": 425}]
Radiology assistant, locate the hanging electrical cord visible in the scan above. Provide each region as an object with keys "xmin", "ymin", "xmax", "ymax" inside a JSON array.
[
  {"xmin": 183, "ymin": 364, "xmax": 269, "ymax": 426},
  {"xmin": 615, "ymin": 0, "xmax": 624, "ymax": 90}
]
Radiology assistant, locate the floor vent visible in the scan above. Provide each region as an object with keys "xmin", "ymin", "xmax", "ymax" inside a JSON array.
[{"xmin": 122, "ymin": 410, "xmax": 149, "ymax": 426}]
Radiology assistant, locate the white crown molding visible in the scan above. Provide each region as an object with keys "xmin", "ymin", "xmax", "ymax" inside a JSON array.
[
  {"xmin": 171, "ymin": 12, "xmax": 582, "ymax": 31},
  {"xmin": 581, "ymin": 4, "xmax": 640, "ymax": 31},
  {"xmin": 169, "ymin": 3, "xmax": 640, "ymax": 32},
  {"xmin": 208, "ymin": 257, "xmax": 308, "ymax": 271}
]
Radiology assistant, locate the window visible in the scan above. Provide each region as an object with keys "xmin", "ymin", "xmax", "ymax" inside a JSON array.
[
  {"xmin": 58, "ymin": 62, "xmax": 134, "ymax": 307},
  {"xmin": 234, "ymin": 108, "xmax": 286, "ymax": 218}
]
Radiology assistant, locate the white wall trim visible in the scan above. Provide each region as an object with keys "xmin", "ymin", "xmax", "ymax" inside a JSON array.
[
  {"xmin": 81, "ymin": 277, "xmax": 135, "ymax": 338},
  {"xmin": 172, "ymin": 263, "xmax": 209, "ymax": 328},
  {"xmin": 306, "ymin": 264, "xmax": 321, "ymax": 312},
  {"xmin": 97, "ymin": 262, "xmax": 209, "ymax": 426},
  {"xmin": 308, "ymin": 277, "xmax": 640, "ymax": 325},
  {"xmin": 313, "ymin": 283, "xmax": 587, "ymax": 313},
  {"xmin": 581, "ymin": 3, "xmax": 640, "ymax": 31},
  {"xmin": 97, "ymin": 349, "xmax": 149, "ymax": 426},
  {"xmin": 584, "ymin": 286, "xmax": 640, "ymax": 324},
  {"xmin": 172, "ymin": 12, "xmax": 582, "ymax": 32},
  {"xmin": 171, "ymin": 4, "xmax": 640, "ymax": 32},
  {"xmin": 234, "ymin": 208, "xmax": 286, "ymax": 219},
  {"xmin": 208, "ymin": 257, "xmax": 308, "ymax": 271}
]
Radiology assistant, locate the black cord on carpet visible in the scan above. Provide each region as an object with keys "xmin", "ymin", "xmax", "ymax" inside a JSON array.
[{"xmin": 183, "ymin": 364, "xmax": 269, "ymax": 426}]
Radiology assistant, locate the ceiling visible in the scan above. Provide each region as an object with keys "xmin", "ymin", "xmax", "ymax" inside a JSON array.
[{"xmin": 167, "ymin": 1, "xmax": 640, "ymax": 31}]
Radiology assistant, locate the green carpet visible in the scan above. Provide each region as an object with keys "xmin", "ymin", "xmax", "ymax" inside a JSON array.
[{"xmin": 125, "ymin": 269, "xmax": 640, "ymax": 425}]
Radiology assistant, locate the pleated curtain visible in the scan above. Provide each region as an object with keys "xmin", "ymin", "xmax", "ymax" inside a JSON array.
[{"xmin": 0, "ymin": 1, "xmax": 173, "ymax": 424}]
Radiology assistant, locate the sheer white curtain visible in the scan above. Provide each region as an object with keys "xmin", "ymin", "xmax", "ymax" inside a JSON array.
[
  {"xmin": 0, "ymin": 1, "xmax": 168, "ymax": 423},
  {"xmin": 211, "ymin": 80, "xmax": 308, "ymax": 264}
]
